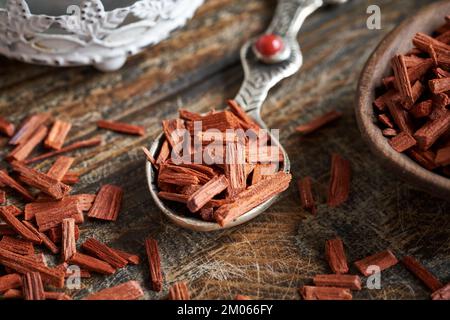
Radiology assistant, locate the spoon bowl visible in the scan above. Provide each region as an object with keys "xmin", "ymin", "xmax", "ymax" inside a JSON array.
[
  {"xmin": 145, "ymin": 131, "xmax": 290, "ymax": 232},
  {"xmin": 355, "ymin": 0, "xmax": 450, "ymax": 200}
]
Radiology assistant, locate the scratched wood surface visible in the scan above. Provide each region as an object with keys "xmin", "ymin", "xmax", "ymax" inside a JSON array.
[{"xmin": 0, "ymin": 0, "xmax": 449, "ymax": 300}]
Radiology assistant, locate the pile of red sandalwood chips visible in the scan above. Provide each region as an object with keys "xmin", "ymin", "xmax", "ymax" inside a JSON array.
[
  {"xmin": 144, "ymin": 100, "xmax": 292, "ymax": 226},
  {"xmin": 373, "ymin": 16, "xmax": 450, "ymax": 176}
]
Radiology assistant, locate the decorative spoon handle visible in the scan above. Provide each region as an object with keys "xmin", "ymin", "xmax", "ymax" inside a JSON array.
[{"xmin": 235, "ymin": 0, "xmax": 323, "ymax": 122}]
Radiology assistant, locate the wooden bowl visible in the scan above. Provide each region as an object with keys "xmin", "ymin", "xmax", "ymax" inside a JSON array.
[{"xmin": 355, "ymin": 0, "xmax": 450, "ymax": 200}]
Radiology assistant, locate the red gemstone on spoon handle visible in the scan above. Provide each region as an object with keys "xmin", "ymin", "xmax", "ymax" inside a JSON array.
[{"xmin": 255, "ymin": 34, "xmax": 284, "ymax": 57}]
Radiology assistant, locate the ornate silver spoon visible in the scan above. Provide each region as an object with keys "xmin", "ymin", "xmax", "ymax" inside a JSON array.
[{"xmin": 146, "ymin": 0, "xmax": 347, "ymax": 231}]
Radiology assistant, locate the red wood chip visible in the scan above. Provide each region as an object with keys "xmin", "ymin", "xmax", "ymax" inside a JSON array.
[
  {"xmin": 88, "ymin": 184, "xmax": 123, "ymax": 221},
  {"xmin": 22, "ymin": 272, "xmax": 45, "ymax": 300},
  {"xmin": 298, "ymin": 176, "xmax": 316, "ymax": 215},
  {"xmin": 325, "ymin": 238, "xmax": 349, "ymax": 274},
  {"xmin": 0, "ymin": 116, "xmax": 15, "ymax": 137},
  {"xmin": 0, "ymin": 247, "xmax": 65, "ymax": 288},
  {"xmin": 389, "ymin": 131, "xmax": 417, "ymax": 153},
  {"xmin": 25, "ymin": 196, "xmax": 86, "ymax": 220},
  {"xmin": 68, "ymin": 252, "xmax": 115, "ymax": 275},
  {"xmin": 313, "ymin": 274, "xmax": 362, "ymax": 291},
  {"xmin": 34, "ymin": 200, "xmax": 83, "ymax": 232},
  {"xmin": 62, "ymin": 218, "xmax": 76, "ymax": 262},
  {"xmin": 47, "ymin": 224, "xmax": 80, "ymax": 244},
  {"xmin": 168, "ymin": 282, "xmax": 190, "ymax": 300},
  {"xmin": 431, "ymin": 283, "xmax": 450, "ymax": 300},
  {"xmin": 227, "ymin": 100, "xmax": 260, "ymax": 131},
  {"xmin": 61, "ymin": 172, "xmax": 80, "ymax": 185},
  {"xmin": 11, "ymin": 161, "xmax": 71, "ymax": 200},
  {"xmin": 145, "ymin": 238, "xmax": 163, "ymax": 292},
  {"xmin": 300, "ymin": 286, "xmax": 352, "ymax": 300},
  {"xmin": 97, "ymin": 120, "xmax": 145, "ymax": 136},
  {"xmin": 187, "ymin": 175, "xmax": 228, "ymax": 212},
  {"xmin": 81, "ymin": 238, "xmax": 128, "ymax": 269},
  {"xmin": 9, "ymin": 113, "xmax": 50, "ymax": 146},
  {"xmin": 410, "ymin": 100, "xmax": 432, "ymax": 118},
  {"xmin": 7, "ymin": 125, "xmax": 48, "ymax": 162},
  {"xmin": 0, "ymin": 170, "xmax": 34, "ymax": 201},
  {"xmin": 111, "ymin": 248, "xmax": 140, "ymax": 265},
  {"xmin": 429, "ymin": 77, "xmax": 450, "ymax": 94},
  {"xmin": 235, "ymin": 294, "xmax": 251, "ymax": 300},
  {"xmin": 85, "ymin": 281, "xmax": 144, "ymax": 300},
  {"xmin": 46, "ymin": 156, "xmax": 74, "ymax": 181},
  {"xmin": 0, "ymin": 236, "xmax": 34, "ymax": 256},
  {"xmin": 0, "ymin": 207, "xmax": 41, "ymax": 244},
  {"xmin": 25, "ymin": 136, "xmax": 102, "ymax": 164},
  {"xmin": 401, "ymin": 256, "xmax": 443, "ymax": 292},
  {"xmin": 392, "ymin": 55, "xmax": 413, "ymax": 104},
  {"xmin": 327, "ymin": 154, "xmax": 351, "ymax": 207},
  {"xmin": 296, "ymin": 110, "xmax": 342, "ymax": 135},
  {"xmin": 22, "ymin": 220, "xmax": 59, "ymax": 255},
  {"xmin": 44, "ymin": 120, "xmax": 72, "ymax": 150},
  {"xmin": 214, "ymin": 171, "xmax": 291, "ymax": 226},
  {"xmin": 354, "ymin": 250, "xmax": 399, "ymax": 276},
  {"xmin": 0, "ymin": 273, "xmax": 22, "ymax": 293}
]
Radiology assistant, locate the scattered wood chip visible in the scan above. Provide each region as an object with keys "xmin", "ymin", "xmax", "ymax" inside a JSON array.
[
  {"xmin": 111, "ymin": 248, "xmax": 140, "ymax": 265},
  {"xmin": 22, "ymin": 272, "xmax": 45, "ymax": 300},
  {"xmin": 0, "ymin": 116, "xmax": 15, "ymax": 137},
  {"xmin": 327, "ymin": 154, "xmax": 351, "ymax": 207},
  {"xmin": 62, "ymin": 218, "xmax": 76, "ymax": 262},
  {"xmin": 432, "ymin": 283, "xmax": 450, "ymax": 300},
  {"xmin": 22, "ymin": 220, "xmax": 59, "ymax": 255},
  {"xmin": 7, "ymin": 125, "xmax": 48, "ymax": 162},
  {"xmin": 61, "ymin": 172, "xmax": 80, "ymax": 185},
  {"xmin": 325, "ymin": 238, "xmax": 349, "ymax": 274},
  {"xmin": 145, "ymin": 238, "xmax": 163, "ymax": 292},
  {"xmin": 44, "ymin": 120, "xmax": 72, "ymax": 150},
  {"xmin": 68, "ymin": 252, "xmax": 115, "ymax": 275},
  {"xmin": 0, "ymin": 247, "xmax": 65, "ymax": 288},
  {"xmin": 313, "ymin": 274, "xmax": 362, "ymax": 291},
  {"xmin": 354, "ymin": 250, "xmax": 398, "ymax": 276},
  {"xmin": 298, "ymin": 176, "xmax": 316, "ymax": 215},
  {"xmin": 11, "ymin": 161, "xmax": 71, "ymax": 200},
  {"xmin": 97, "ymin": 120, "xmax": 145, "ymax": 136},
  {"xmin": 187, "ymin": 175, "xmax": 228, "ymax": 212},
  {"xmin": 401, "ymin": 256, "xmax": 443, "ymax": 292},
  {"xmin": 81, "ymin": 238, "xmax": 128, "ymax": 269},
  {"xmin": 300, "ymin": 286, "xmax": 352, "ymax": 300},
  {"xmin": 168, "ymin": 282, "xmax": 190, "ymax": 300},
  {"xmin": 0, "ymin": 170, "xmax": 34, "ymax": 201},
  {"xmin": 296, "ymin": 110, "xmax": 342, "ymax": 135},
  {"xmin": 25, "ymin": 136, "xmax": 102, "ymax": 164},
  {"xmin": 0, "ymin": 207, "xmax": 41, "ymax": 244},
  {"xmin": 34, "ymin": 200, "xmax": 83, "ymax": 232},
  {"xmin": 88, "ymin": 184, "xmax": 123, "ymax": 221},
  {"xmin": 0, "ymin": 236, "xmax": 34, "ymax": 256},
  {"xmin": 9, "ymin": 113, "xmax": 50, "ymax": 146},
  {"xmin": 85, "ymin": 281, "xmax": 144, "ymax": 300},
  {"xmin": 0, "ymin": 273, "xmax": 22, "ymax": 293}
]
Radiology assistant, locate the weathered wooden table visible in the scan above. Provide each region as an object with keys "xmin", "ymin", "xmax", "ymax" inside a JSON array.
[{"xmin": 0, "ymin": 0, "xmax": 448, "ymax": 300}]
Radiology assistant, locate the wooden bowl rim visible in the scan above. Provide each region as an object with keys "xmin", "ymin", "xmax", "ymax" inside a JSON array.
[{"xmin": 355, "ymin": 0, "xmax": 450, "ymax": 199}]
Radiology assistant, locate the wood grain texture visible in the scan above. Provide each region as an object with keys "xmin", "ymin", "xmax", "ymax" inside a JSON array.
[{"xmin": 0, "ymin": 0, "xmax": 448, "ymax": 300}]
